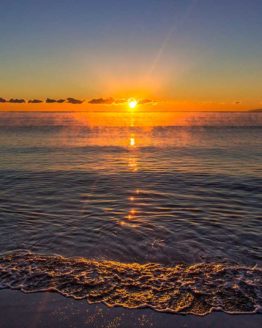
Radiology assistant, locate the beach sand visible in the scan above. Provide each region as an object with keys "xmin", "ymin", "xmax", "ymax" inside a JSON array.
[{"xmin": 0, "ymin": 290, "xmax": 261, "ymax": 328}]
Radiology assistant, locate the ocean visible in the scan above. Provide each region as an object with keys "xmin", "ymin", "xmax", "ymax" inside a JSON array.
[{"xmin": 0, "ymin": 111, "xmax": 261, "ymax": 315}]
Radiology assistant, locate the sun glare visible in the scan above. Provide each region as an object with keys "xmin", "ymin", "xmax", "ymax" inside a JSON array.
[{"xmin": 128, "ymin": 99, "xmax": 137, "ymax": 109}]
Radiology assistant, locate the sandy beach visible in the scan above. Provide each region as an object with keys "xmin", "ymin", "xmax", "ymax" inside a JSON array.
[{"xmin": 0, "ymin": 290, "xmax": 261, "ymax": 328}]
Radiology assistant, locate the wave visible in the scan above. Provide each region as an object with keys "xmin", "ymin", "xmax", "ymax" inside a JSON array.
[{"xmin": 0, "ymin": 251, "xmax": 261, "ymax": 315}]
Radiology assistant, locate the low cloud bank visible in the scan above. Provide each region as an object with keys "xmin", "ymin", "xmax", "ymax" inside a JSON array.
[{"xmin": 0, "ymin": 96, "xmax": 156, "ymax": 106}]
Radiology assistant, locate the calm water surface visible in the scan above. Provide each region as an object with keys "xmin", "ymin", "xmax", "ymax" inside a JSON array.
[{"xmin": 0, "ymin": 111, "xmax": 261, "ymax": 314}]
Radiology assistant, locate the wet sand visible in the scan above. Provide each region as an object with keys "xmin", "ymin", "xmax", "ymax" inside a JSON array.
[{"xmin": 0, "ymin": 290, "xmax": 261, "ymax": 328}]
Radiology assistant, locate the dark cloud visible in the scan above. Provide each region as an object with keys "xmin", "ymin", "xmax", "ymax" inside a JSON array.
[
  {"xmin": 9, "ymin": 98, "xmax": 25, "ymax": 103},
  {"xmin": 28, "ymin": 99, "xmax": 43, "ymax": 103},
  {"xmin": 0, "ymin": 97, "xmax": 6, "ymax": 103},
  {"xmin": 67, "ymin": 97, "xmax": 84, "ymax": 104},
  {"xmin": 235, "ymin": 101, "xmax": 241, "ymax": 105},
  {"xmin": 46, "ymin": 98, "xmax": 57, "ymax": 103},
  {"xmin": 46, "ymin": 98, "xmax": 66, "ymax": 103},
  {"xmin": 88, "ymin": 97, "xmax": 115, "ymax": 104}
]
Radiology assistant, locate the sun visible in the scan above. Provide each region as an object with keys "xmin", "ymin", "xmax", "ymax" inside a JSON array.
[{"xmin": 128, "ymin": 98, "xmax": 138, "ymax": 109}]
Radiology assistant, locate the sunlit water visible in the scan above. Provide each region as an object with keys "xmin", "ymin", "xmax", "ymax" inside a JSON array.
[{"xmin": 0, "ymin": 111, "xmax": 261, "ymax": 314}]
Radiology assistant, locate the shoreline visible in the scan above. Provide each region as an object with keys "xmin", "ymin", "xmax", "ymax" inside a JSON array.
[{"xmin": 0, "ymin": 290, "xmax": 261, "ymax": 328}]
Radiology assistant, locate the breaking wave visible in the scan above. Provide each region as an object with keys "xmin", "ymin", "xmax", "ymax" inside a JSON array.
[{"xmin": 0, "ymin": 251, "xmax": 261, "ymax": 315}]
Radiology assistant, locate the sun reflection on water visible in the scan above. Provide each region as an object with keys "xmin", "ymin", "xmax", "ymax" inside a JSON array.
[{"xmin": 128, "ymin": 157, "xmax": 138, "ymax": 172}]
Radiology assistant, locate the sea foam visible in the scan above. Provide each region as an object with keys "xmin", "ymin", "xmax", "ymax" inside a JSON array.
[{"xmin": 0, "ymin": 250, "xmax": 261, "ymax": 315}]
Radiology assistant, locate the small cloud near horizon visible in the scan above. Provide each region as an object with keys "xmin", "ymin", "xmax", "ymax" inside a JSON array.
[
  {"xmin": 28, "ymin": 99, "xmax": 43, "ymax": 103},
  {"xmin": 88, "ymin": 97, "xmax": 115, "ymax": 104},
  {"xmin": 67, "ymin": 97, "xmax": 84, "ymax": 104},
  {"xmin": 46, "ymin": 98, "xmax": 66, "ymax": 103},
  {"xmin": 46, "ymin": 98, "xmax": 57, "ymax": 103},
  {"xmin": 9, "ymin": 98, "xmax": 25, "ymax": 103}
]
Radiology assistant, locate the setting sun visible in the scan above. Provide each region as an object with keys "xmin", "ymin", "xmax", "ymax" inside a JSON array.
[
  {"xmin": 128, "ymin": 99, "xmax": 138, "ymax": 109},
  {"xmin": 130, "ymin": 137, "xmax": 135, "ymax": 146}
]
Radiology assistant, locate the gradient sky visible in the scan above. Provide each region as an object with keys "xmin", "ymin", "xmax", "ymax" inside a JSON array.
[{"xmin": 1, "ymin": 0, "xmax": 262, "ymax": 111}]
